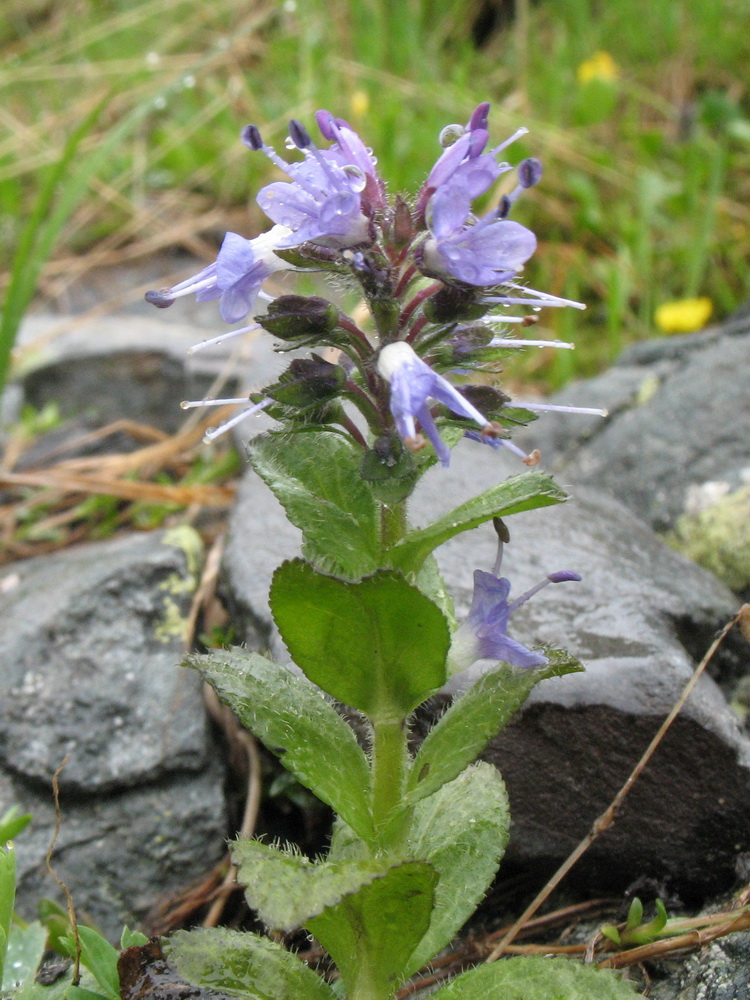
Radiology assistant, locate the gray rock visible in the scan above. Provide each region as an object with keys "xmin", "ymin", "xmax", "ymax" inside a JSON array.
[
  {"xmin": 15, "ymin": 313, "xmax": 286, "ymax": 434},
  {"xmin": 221, "ymin": 440, "xmax": 750, "ymax": 898},
  {"xmin": 0, "ymin": 529, "xmax": 227, "ymax": 936},
  {"xmin": 516, "ymin": 317, "xmax": 750, "ymax": 533},
  {"xmin": 2, "ymin": 763, "xmax": 225, "ymax": 941},
  {"xmin": 649, "ymin": 932, "xmax": 750, "ymax": 999}
]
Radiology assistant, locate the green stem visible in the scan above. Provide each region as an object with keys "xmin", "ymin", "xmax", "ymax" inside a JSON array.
[
  {"xmin": 370, "ymin": 715, "xmax": 410, "ymax": 854},
  {"xmin": 380, "ymin": 499, "xmax": 407, "ymax": 550}
]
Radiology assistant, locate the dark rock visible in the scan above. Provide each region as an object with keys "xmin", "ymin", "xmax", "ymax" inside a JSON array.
[
  {"xmin": 221, "ymin": 441, "xmax": 750, "ymax": 899},
  {"xmin": 0, "ymin": 529, "xmax": 227, "ymax": 936},
  {"xmin": 516, "ymin": 317, "xmax": 750, "ymax": 533}
]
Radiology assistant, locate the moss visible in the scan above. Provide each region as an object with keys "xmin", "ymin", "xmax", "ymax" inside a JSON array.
[
  {"xmin": 153, "ymin": 526, "xmax": 205, "ymax": 643},
  {"xmin": 666, "ymin": 485, "xmax": 750, "ymax": 591}
]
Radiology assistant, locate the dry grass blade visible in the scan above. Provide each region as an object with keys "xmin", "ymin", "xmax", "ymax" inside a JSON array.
[
  {"xmin": 598, "ymin": 909, "xmax": 750, "ymax": 969},
  {"xmin": 0, "ymin": 468, "xmax": 233, "ymax": 507}
]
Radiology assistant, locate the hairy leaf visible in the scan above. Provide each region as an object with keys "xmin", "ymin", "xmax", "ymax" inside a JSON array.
[
  {"xmin": 166, "ymin": 927, "xmax": 337, "ymax": 1000},
  {"xmin": 408, "ymin": 656, "xmax": 581, "ymax": 804},
  {"xmin": 185, "ymin": 649, "xmax": 373, "ymax": 839},
  {"xmin": 247, "ymin": 431, "xmax": 380, "ymax": 579},
  {"xmin": 388, "ymin": 472, "xmax": 568, "ymax": 574},
  {"xmin": 308, "ymin": 862, "xmax": 437, "ymax": 1000},
  {"xmin": 232, "ymin": 841, "xmax": 386, "ymax": 930},
  {"xmin": 404, "ymin": 763, "xmax": 510, "ymax": 976},
  {"xmin": 429, "ymin": 955, "xmax": 639, "ymax": 1000}
]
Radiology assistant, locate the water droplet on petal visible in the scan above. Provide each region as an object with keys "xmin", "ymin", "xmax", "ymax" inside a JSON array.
[{"xmin": 342, "ymin": 164, "xmax": 366, "ymax": 192}]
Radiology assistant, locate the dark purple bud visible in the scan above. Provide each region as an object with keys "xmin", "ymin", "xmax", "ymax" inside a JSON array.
[
  {"xmin": 288, "ymin": 119, "xmax": 311, "ymax": 149},
  {"xmin": 258, "ymin": 294, "xmax": 340, "ymax": 340},
  {"xmin": 241, "ymin": 124, "xmax": 263, "ymax": 150},
  {"xmin": 547, "ymin": 570, "xmax": 582, "ymax": 584},
  {"xmin": 145, "ymin": 289, "xmax": 175, "ymax": 309},
  {"xmin": 468, "ymin": 102, "xmax": 491, "ymax": 132},
  {"xmin": 518, "ymin": 157, "xmax": 543, "ymax": 188},
  {"xmin": 497, "ymin": 194, "xmax": 511, "ymax": 219},
  {"xmin": 315, "ymin": 110, "xmax": 336, "ymax": 140}
]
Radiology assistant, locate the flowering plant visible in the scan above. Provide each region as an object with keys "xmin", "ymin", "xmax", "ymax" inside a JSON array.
[{"xmin": 145, "ymin": 105, "xmax": 637, "ymax": 1000}]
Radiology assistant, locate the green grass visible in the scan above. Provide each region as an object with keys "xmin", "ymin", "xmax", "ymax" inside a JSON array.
[{"xmin": 1, "ymin": 0, "xmax": 748, "ymax": 390}]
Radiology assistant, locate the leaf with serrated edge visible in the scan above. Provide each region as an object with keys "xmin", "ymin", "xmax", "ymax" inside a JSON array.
[
  {"xmin": 388, "ymin": 472, "xmax": 568, "ymax": 575},
  {"xmin": 308, "ymin": 861, "xmax": 438, "ymax": 1000},
  {"xmin": 233, "ymin": 841, "xmax": 386, "ymax": 930},
  {"xmin": 428, "ymin": 955, "xmax": 640, "ymax": 1000},
  {"xmin": 185, "ymin": 649, "xmax": 373, "ymax": 839},
  {"xmin": 247, "ymin": 431, "xmax": 380, "ymax": 579},
  {"xmin": 167, "ymin": 927, "xmax": 338, "ymax": 1000},
  {"xmin": 408, "ymin": 657, "xmax": 581, "ymax": 805},
  {"xmin": 403, "ymin": 762, "xmax": 510, "ymax": 977},
  {"xmin": 270, "ymin": 560, "xmax": 450, "ymax": 716}
]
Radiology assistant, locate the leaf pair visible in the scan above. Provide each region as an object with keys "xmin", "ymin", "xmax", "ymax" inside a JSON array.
[{"xmin": 248, "ymin": 430, "xmax": 568, "ymax": 580}]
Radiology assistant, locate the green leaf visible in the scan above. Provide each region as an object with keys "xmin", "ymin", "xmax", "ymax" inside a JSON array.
[
  {"xmin": 233, "ymin": 840, "xmax": 391, "ymax": 930},
  {"xmin": 404, "ymin": 763, "xmax": 510, "ymax": 977},
  {"xmin": 185, "ymin": 648, "xmax": 373, "ymax": 839},
  {"xmin": 166, "ymin": 927, "xmax": 337, "ymax": 1000},
  {"xmin": 308, "ymin": 861, "xmax": 437, "ymax": 1000},
  {"xmin": 247, "ymin": 431, "xmax": 380, "ymax": 579},
  {"xmin": 0, "ymin": 807, "xmax": 33, "ymax": 846},
  {"xmin": 60, "ymin": 926, "xmax": 119, "ymax": 1000},
  {"xmin": 428, "ymin": 956, "xmax": 640, "ymax": 1000},
  {"xmin": 0, "ymin": 845, "xmax": 16, "ymax": 987},
  {"xmin": 388, "ymin": 472, "xmax": 569, "ymax": 575},
  {"xmin": 119, "ymin": 927, "xmax": 149, "ymax": 950},
  {"xmin": 2, "ymin": 921, "xmax": 46, "ymax": 994},
  {"xmin": 408, "ymin": 658, "xmax": 581, "ymax": 805},
  {"xmin": 270, "ymin": 560, "xmax": 450, "ymax": 716},
  {"xmin": 414, "ymin": 555, "xmax": 457, "ymax": 630}
]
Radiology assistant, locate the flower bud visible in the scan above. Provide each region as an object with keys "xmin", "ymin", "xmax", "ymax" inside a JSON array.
[
  {"xmin": 257, "ymin": 295, "xmax": 340, "ymax": 341},
  {"xmin": 422, "ymin": 285, "xmax": 490, "ymax": 324}
]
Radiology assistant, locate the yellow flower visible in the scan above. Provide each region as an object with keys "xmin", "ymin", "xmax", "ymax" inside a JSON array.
[
  {"xmin": 350, "ymin": 90, "xmax": 369, "ymax": 118},
  {"xmin": 577, "ymin": 51, "xmax": 619, "ymax": 86},
  {"xmin": 654, "ymin": 297, "xmax": 713, "ymax": 334}
]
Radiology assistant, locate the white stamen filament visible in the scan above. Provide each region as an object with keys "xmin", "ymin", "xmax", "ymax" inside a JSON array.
[
  {"xmin": 188, "ymin": 323, "xmax": 260, "ymax": 354},
  {"xmin": 491, "ymin": 127, "xmax": 529, "ymax": 156},
  {"xmin": 165, "ymin": 275, "xmax": 217, "ymax": 300},
  {"xmin": 502, "ymin": 283, "xmax": 587, "ymax": 310},
  {"xmin": 181, "ymin": 397, "xmax": 250, "ymax": 409},
  {"xmin": 203, "ymin": 398, "xmax": 273, "ymax": 443},
  {"xmin": 489, "ymin": 338, "xmax": 575, "ymax": 349},
  {"xmin": 516, "ymin": 402, "xmax": 608, "ymax": 416}
]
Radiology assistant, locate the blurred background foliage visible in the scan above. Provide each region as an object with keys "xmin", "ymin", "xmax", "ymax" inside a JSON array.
[{"xmin": 1, "ymin": 0, "xmax": 749, "ymax": 388}]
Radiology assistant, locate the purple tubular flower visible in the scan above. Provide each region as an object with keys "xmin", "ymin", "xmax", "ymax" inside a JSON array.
[
  {"xmin": 377, "ymin": 342, "xmax": 500, "ymax": 467},
  {"xmin": 448, "ymin": 567, "xmax": 582, "ymax": 674},
  {"xmin": 145, "ymin": 227, "xmax": 291, "ymax": 324},
  {"xmin": 248, "ymin": 113, "xmax": 382, "ymax": 250}
]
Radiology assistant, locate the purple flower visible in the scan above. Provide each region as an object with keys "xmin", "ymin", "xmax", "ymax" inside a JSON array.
[
  {"xmin": 243, "ymin": 114, "xmax": 380, "ymax": 250},
  {"xmin": 416, "ymin": 105, "xmax": 542, "ymax": 286},
  {"xmin": 448, "ymin": 567, "xmax": 581, "ymax": 673},
  {"xmin": 145, "ymin": 226, "xmax": 291, "ymax": 324},
  {"xmin": 377, "ymin": 342, "xmax": 501, "ymax": 466}
]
